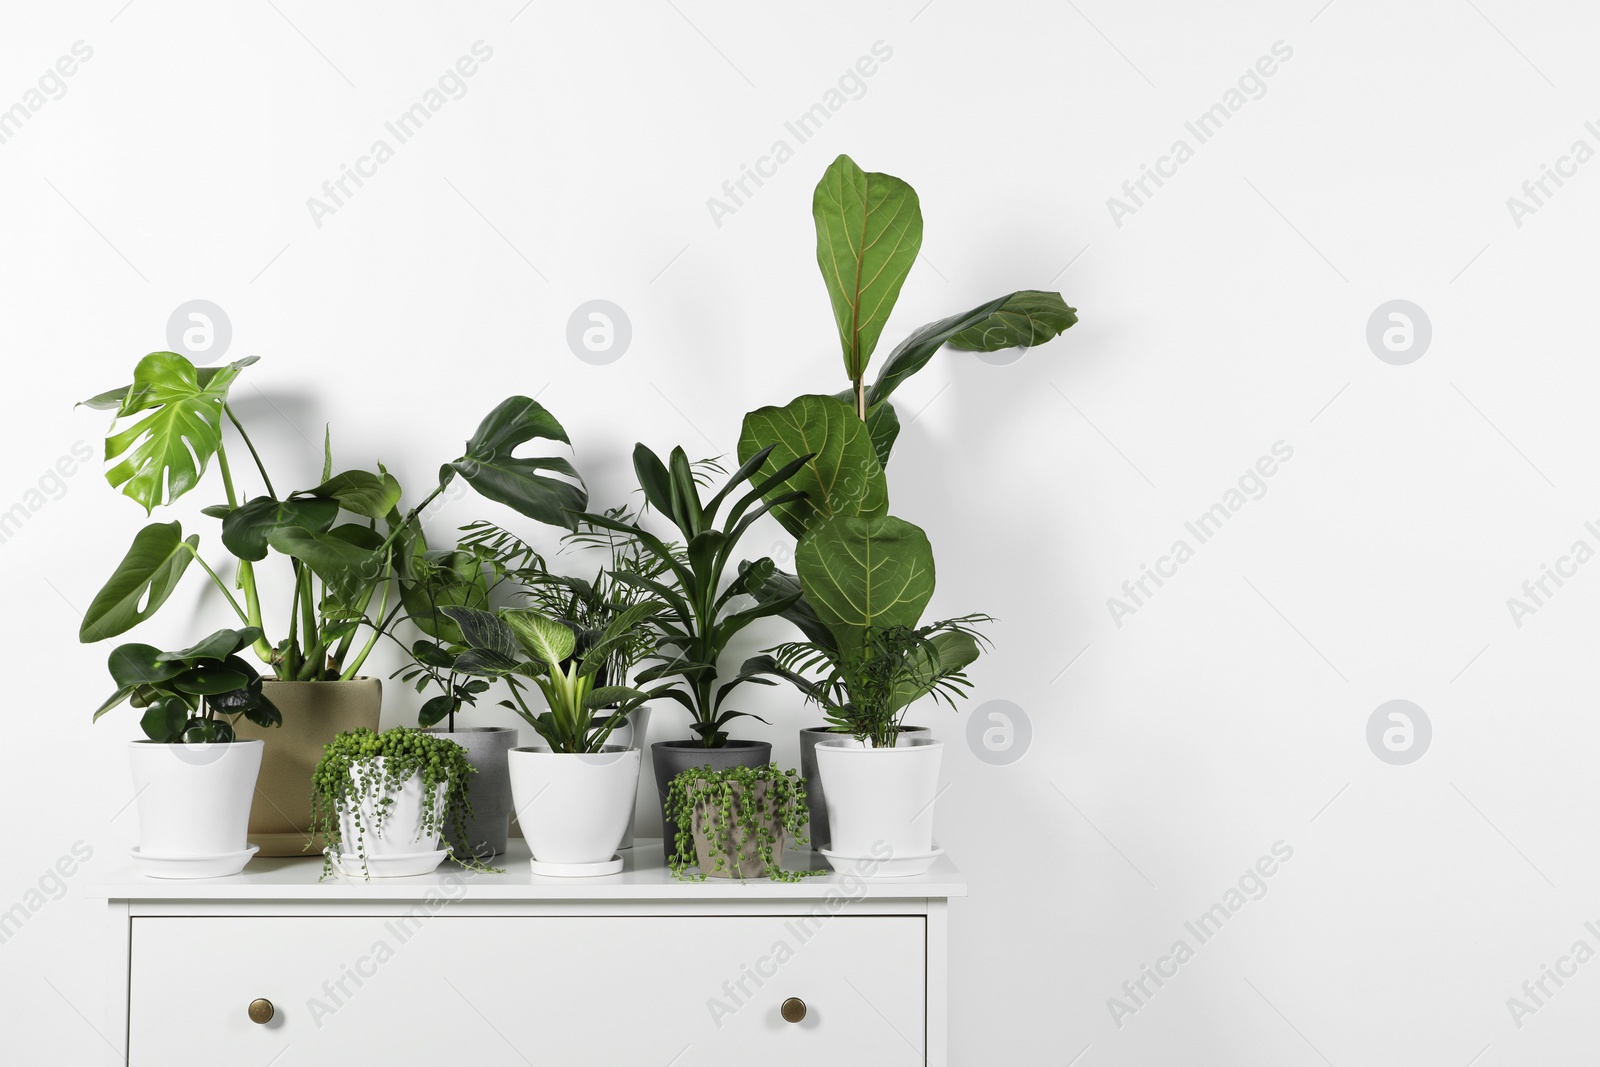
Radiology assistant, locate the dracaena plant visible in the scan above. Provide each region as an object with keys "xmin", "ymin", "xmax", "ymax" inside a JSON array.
[
  {"xmin": 93, "ymin": 626, "xmax": 282, "ymax": 743},
  {"xmin": 578, "ymin": 444, "xmax": 811, "ymax": 748},
  {"xmin": 441, "ymin": 602, "xmax": 666, "ymax": 753},
  {"xmin": 77, "ymin": 353, "xmax": 586, "ymax": 682}
]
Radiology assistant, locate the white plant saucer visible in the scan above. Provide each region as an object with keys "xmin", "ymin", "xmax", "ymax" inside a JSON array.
[
  {"xmin": 128, "ymin": 846, "xmax": 259, "ymax": 880},
  {"xmin": 330, "ymin": 849, "xmax": 449, "ymax": 879},
  {"xmin": 529, "ymin": 855, "xmax": 624, "ymax": 878},
  {"xmin": 819, "ymin": 846, "xmax": 944, "ymax": 878}
]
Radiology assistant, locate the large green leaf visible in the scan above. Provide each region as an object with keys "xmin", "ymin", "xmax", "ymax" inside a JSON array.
[
  {"xmin": 444, "ymin": 397, "xmax": 587, "ymax": 531},
  {"xmin": 300, "ymin": 470, "xmax": 402, "ymax": 520},
  {"xmin": 80, "ymin": 522, "xmax": 198, "ymax": 642},
  {"xmin": 795, "ymin": 514, "xmax": 935, "ymax": 656},
  {"xmin": 868, "ymin": 292, "xmax": 1077, "ymax": 407},
  {"xmin": 265, "ymin": 524, "xmax": 383, "ymax": 612},
  {"xmin": 99, "ymin": 353, "xmax": 252, "ymax": 512},
  {"xmin": 155, "ymin": 627, "xmax": 261, "ymax": 663},
  {"xmin": 813, "ymin": 154, "xmax": 922, "ymax": 382},
  {"xmin": 79, "ymin": 356, "xmax": 260, "ymax": 411},
  {"xmin": 738, "ymin": 394, "xmax": 888, "ymax": 539},
  {"xmin": 220, "ymin": 495, "xmax": 339, "ymax": 562},
  {"xmin": 502, "ymin": 609, "xmax": 577, "ymax": 670}
]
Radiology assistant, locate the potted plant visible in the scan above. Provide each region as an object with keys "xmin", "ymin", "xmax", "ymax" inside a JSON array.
[
  {"xmin": 734, "ymin": 152, "xmax": 1075, "ymax": 792},
  {"xmin": 392, "ymin": 522, "xmax": 548, "ymax": 859},
  {"xmin": 442, "ymin": 601, "xmax": 664, "ymax": 876},
  {"xmin": 79, "ymin": 354, "xmax": 586, "ymax": 854},
  {"xmin": 310, "ymin": 727, "xmax": 483, "ymax": 879},
  {"xmin": 664, "ymin": 763, "xmax": 819, "ymax": 883},
  {"xmin": 94, "ymin": 626, "xmax": 280, "ymax": 878},
  {"xmin": 579, "ymin": 444, "xmax": 809, "ymax": 845},
  {"xmin": 732, "ymin": 153, "xmax": 1074, "ymax": 863},
  {"xmin": 750, "ymin": 614, "xmax": 989, "ymax": 874}
]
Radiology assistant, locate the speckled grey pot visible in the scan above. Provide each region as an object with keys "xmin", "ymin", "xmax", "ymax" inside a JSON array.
[
  {"xmin": 424, "ymin": 726, "xmax": 517, "ymax": 858},
  {"xmin": 651, "ymin": 739, "xmax": 771, "ymax": 853},
  {"xmin": 799, "ymin": 725, "xmax": 927, "ymax": 852}
]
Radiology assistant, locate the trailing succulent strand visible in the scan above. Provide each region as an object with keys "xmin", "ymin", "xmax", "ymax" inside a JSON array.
[
  {"xmin": 310, "ymin": 727, "xmax": 497, "ymax": 880},
  {"xmin": 665, "ymin": 764, "xmax": 821, "ymax": 884}
]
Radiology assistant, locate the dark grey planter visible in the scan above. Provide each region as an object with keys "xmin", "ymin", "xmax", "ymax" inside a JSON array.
[
  {"xmin": 799, "ymin": 725, "xmax": 928, "ymax": 852},
  {"xmin": 425, "ymin": 726, "xmax": 518, "ymax": 858},
  {"xmin": 652, "ymin": 739, "xmax": 771, "ymax": 853}
]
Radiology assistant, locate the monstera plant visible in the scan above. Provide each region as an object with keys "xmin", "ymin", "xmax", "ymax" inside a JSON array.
[
  {"xmin": 78, "ymin": 353, "xmax": 586, "ymax": 681},
  {"xmin": 737, "ymin": 153, "xmax": 1072, "ymax": 737}
]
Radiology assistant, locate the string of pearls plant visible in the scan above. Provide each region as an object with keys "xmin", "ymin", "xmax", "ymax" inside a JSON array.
[{"xmin": 665, "ymin": 764, "xmax": 822, "ymax": 884}]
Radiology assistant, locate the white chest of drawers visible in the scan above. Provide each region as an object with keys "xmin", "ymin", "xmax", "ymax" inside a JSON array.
[{"xmin": 96, "ymin": 842, "xmax": 964, "ymax": 1066}]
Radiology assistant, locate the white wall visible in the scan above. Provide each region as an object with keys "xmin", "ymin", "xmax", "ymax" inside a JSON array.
[{"xmin": 1, "ymin": 1, "xmax": 1595, "ymax": 1063}]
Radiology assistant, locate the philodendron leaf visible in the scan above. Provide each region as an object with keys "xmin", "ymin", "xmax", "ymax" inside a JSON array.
[
  {"xmin": 99, "ymin": 353, "xmax": 254, "ymax": 512},
  {"xmin": 300, "ymin": 469, "xmax": 402, "ymax": 520},
  {"xmin": 80, "ymin": 522, "xmax": 198, "ymax": 642},
  {"xmin": 813, "ymin": 154, "xmax": 923, "ymax": 382},
  {"xmin": 502, "ymin": 609, "xmax": 577, "ymax": 670},
  {"xmin": 795, "ymin": 514, "xmax": 935, "ymax": 656},
  {"xmin": 221, "ymin": 495, "xmax": 340, "ymax": 562},
  {"xmin": 868, "ymin": 291, "xmax": 1078, "ymax": 407},
  {"xmin": 444, "ymin": 397, "xmax": 587, "ymax": 531},
  {"xmin": 738, "ymin": 394, "xmax": 888, "ymax": 539}
]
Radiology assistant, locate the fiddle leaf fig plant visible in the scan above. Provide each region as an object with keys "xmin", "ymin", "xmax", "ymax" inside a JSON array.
[
  {"xmin": 93, "ymin": 626, "xmax": 282, "ymax": 743},
  {"xmin": 79, "ymin": 354, "xmax": 587, "ymax": 684}
]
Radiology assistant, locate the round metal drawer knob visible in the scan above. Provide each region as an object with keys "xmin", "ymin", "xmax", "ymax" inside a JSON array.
[
  {"xmin": 248, "ymin": 998, "xmax": 275, "ymax": 1025},
  {"xmin": 781, "ymin": 997, "xmax": 807, "ymax": 1023}
]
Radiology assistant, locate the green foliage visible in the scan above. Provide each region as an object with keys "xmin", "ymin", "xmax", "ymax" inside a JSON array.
[
  {"xmin": 735, "ymin": 394, "xmax": 888, "ymax": 539},
  {"xmin": 93, "ymin": 627, "xmax": 281, "ymax": 743},
  {"xmin": 578, "ymin": 443, "xmax": 810, "ymax": 748},
  {"xmin": 80, "ymin": 354, "xmax": 586, "ymax": 685},
  {"xmin": 310, "ymin": 727, "xmax": 494, "ymax": 880},
  {"xmin": 749, "ymin": 616, "xmax": 991, "ymax": 749},
  {"xmin": 443, "ymin": 601, "xmax": 665, "ymax": 753},
  {"xmin": 665, "ymin": 763, "xmax": 820, "ymax": 883}
]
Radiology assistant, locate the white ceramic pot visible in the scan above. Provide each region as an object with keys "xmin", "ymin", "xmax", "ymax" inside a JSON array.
[
  {"xmin": 509, "ymin": 746, "xmax": 641, "ymax": 868},
  {"xmin": 128, "ymin": 740, "xmax": 264, "ymax": 868},
  {"xmin": 336, "ymin": 757, "xmax": 450, "ymax": 860},
  {"xmin": 814, "ymin": 736, "xmax": 944, "ymax": 857}
]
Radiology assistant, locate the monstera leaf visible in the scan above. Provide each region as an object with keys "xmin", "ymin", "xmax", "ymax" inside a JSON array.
[
  {"xmin": 795, "ymin": 514, "xmax": 935, "ymax": 656},
  {"xmin": 220, "ymin": 496, "xmax": 339, "ymax": 562},
  {"xmin": 266, "ymin": 524, "xmax": 384, "ymax": 614},
  {"xmin": 737, "ymin": 394, "xmax": 889, "ymax": 539},
  {"xmin": 96, "ymin": 353, "xmax": 254, "ymax": 512},
  {"xmin": 442, "ymin": 397, "xmax": 587, "ymax": 531},
  {"xmin": 867, "ymin": 291, "xmax": 1078, "ymax": 408},
  {"xmin": 813, "ymin": 154, "xmax": 922, "ymax": 384},
  {"xmin": 300, "ymin": 469, "xmax": 402, "ymax": 520},
  {"xmin": 80, "ymin": 521, "xmax": 198, "ymax": 642}
]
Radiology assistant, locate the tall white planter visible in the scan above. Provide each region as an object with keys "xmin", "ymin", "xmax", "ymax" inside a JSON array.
[
  {"xmin": 334, "ymin": 757, "xmax": 450, "ymax": 877},
  {"xmin": 509, "ymin": 746, "xmax": 640, "ymax": 876},
  {"xmin": 128, "ymin": 740, "xmax": 263, "ymax": 879},
  {"xmin": 815, "ymin": 736, "xmax": 944, "ymax": 858}
]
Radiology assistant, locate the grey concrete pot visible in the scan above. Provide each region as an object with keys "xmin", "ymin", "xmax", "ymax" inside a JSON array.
[
  {"xmin": 651, "ymin": 739, "xmax": 771, "ymax": 853},
  {"xmin": 799, "ymin": 725, "xmax": 928, "ymax": 852},
  {"xmin": 424, "ymin": 726, "xmax": 517, "ymax": 858},
  {"xmin": 689, "ymin": 779, "xmax": 785, "ymax": 879}
]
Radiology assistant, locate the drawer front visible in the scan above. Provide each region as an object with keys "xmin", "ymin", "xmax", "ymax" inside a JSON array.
[{"xmin": 129, "ymin": 913, "xmax": 925, "ymax": 1065}]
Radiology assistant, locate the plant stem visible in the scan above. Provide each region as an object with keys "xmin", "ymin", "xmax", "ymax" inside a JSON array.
[
  {"xmin": 216, "ymin": 440, "xmax": 273, "ymax": 664},
  {"xmin": 180, "ymin": 544, "xmax": 250, "ymax": 624},
  {"xmin": 854, "ymin": 377, "xmax": 867, "ymax": 421},
  {"xmin": 341, "ymin": 578, "xmax": 390, "ymax": 680},
  {"xmin": 224, "ymin": 404, "xmax": 276, "ymax": 499}
]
